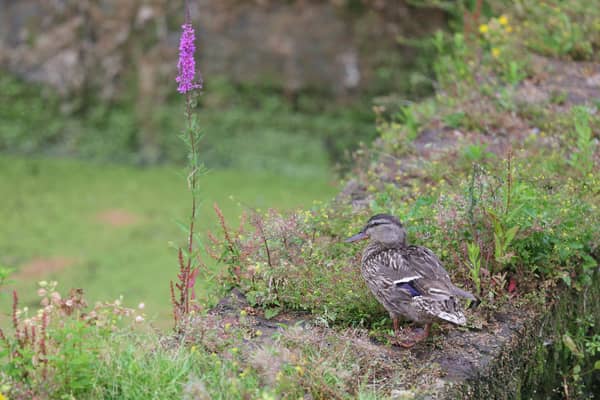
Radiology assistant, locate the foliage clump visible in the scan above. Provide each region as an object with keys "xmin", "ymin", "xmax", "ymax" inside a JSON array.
[{"xmin": 0, "ymin": 282, "xmax": 145, "ymax": 399}]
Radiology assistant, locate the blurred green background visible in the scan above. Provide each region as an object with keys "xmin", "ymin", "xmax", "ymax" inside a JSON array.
[{"xmin": 0, "ymin": 0, "xmax": 440, "ymax": 325}]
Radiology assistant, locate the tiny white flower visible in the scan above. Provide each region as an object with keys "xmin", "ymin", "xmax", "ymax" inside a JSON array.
[
  {"xmin": 65, "ymin": 299, "xmax": 73, "ymax": 307},
  {"xmin": 135, "ymin": 315, "xmax": 144, "ymax": 323},
  {"xmin": 138, "ymin": 302, "xmax": 145, "ymax": 310}
]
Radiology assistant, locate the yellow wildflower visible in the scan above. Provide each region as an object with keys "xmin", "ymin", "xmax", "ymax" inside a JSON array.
[
  {"xmin": 505, "ymin": 26, "xmax": 513, "ymax": 33},
  {"xmin": 479, "ymin": 24, "xmax": 489, "ymax": 34},
  {"xmin": 295, "ymin": 365, "xmax": 304, "ymax": 376},
  {"xmin": 498, "ymin": 15, "xmax": 509, "ymax": 26},
  {"xmin": 492, "ymin": 48, "xmax": 501, "ymax": 58},
  {"xmin": 0, "ymin": 393, "xmax": 7, "ymax": 400}
]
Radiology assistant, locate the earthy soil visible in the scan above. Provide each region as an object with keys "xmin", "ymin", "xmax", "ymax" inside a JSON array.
[
  {"xmin": 16, "ymin": 257, "xmax": 76, "ymax": 280},
  {"xmin": 95, "ymin": 209, "xmax": 140, "ymax": 227}
]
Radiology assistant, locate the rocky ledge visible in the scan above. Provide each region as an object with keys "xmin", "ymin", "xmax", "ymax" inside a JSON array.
[{"xmin": 207, "ymin": 270, "xmax": 598, "ymax": 399}]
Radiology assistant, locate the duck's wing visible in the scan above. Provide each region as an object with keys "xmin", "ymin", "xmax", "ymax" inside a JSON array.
[
  {"xmin": 400, "ymin": 246, "xmax": 474, "ymax": 325},
  {"xmin": 406, "ymin": 246, "xmax": 476, "ymax": 301},
  {"xmin": 363, "ymin": 248, "xmax": 428, "ymax": 300}
]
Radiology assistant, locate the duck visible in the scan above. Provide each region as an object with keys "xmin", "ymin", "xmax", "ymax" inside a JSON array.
[{"xmin": 345, "ymin": 213, "xmax": 475, "ymax": 347}]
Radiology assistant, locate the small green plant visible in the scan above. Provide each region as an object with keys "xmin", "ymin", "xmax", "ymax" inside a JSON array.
[
  {"xmin": 488, "ymin": 210, "xmax": 519, "ymax": 272},
  {"xmin": 433, "ymin": 31, "xmax": 473, "ymax": 95},
  {"xmin": 569, "ymin": 106, "xmax": 595, "ymax": 177},
  {"xmin": 460, "ymin": 143, "xmax": 494, "ymax": 165},
  {"xmin": 374, "ymin": 98, "xmax": 438, "ymax": 154},
  {"xmin": 443, "ymin": 111, "xmax": 466, "ymax": 128},
  {"xmin": 0, "ymin": 265, "xmax": 12, "ymax": 292},
  {"xmin": 505, "ymin": 60, "xmax": 527, "ymax": 85},
  {"xmin": 466, "ymin": 242, "xmax": 482, "ymax": 296},
  {"xmin": 394, "ymin": 105, "xmax": 420, "ymax": 141}
]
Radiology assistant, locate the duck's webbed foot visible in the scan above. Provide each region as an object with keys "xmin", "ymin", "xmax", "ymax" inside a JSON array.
[{"xmin": 391, "ymin": 322, "xmax": 431, "ymax": 348}]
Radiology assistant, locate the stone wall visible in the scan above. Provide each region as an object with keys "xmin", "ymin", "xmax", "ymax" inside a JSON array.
[{"xmin": 0, "ymin": 0, "xmax": 445, "ymax": 103}]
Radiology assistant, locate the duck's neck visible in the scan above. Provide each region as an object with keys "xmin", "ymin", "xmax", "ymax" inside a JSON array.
[{"xmin": 362, "ymin": 240, "xmax": 407, "ymax": 262}]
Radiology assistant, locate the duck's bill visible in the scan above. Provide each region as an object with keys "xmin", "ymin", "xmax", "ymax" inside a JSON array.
[{"xmin": 344, "ymin": 231, "xmax": 368, "ymax": 243}]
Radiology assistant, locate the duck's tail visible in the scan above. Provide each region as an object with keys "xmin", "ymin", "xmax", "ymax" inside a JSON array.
[
  {"xmin": 451, "ymin": 285, "xmax": 476, "ymax": 301},
  {"xmin": 436, "ymin": 309, "xmax": 467, "ymax": 326},
  {"xmin": 413, "ymin": 296, "xmax": 468, "ymax": 326}
]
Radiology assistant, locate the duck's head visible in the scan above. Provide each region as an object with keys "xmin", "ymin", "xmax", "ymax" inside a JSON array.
[{"xmin": 345, "ymin": 213, "xmax": 407, "ymax": 247}]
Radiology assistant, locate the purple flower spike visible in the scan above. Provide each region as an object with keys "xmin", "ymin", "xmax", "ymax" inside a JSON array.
[{"xmin": 176, "ymin": 23, "xmax": 203, "ymax": 94}]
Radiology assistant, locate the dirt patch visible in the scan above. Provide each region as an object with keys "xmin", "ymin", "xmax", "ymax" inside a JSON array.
[
  {"xmin": 96, "ymin": 209, "xmax": 140, "ymax": 227},
  {"xmin": 16, "ymin": 257, "xmax": 76, "ymax": 280}
]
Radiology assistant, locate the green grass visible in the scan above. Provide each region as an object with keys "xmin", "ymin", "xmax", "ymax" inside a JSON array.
[{"xmin": 0, "ymin": 156, "xmax": 337, "ymax": 326}]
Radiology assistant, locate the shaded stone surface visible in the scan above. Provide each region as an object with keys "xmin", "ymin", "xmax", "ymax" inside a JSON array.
[{"xmin": 0, "ymin": 0, "xmax": 445, "ymax": 100}]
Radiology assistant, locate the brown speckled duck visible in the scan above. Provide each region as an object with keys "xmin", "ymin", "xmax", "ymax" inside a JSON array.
[{"xmin": 346, "ymin": 214, "xmax": 475, "ymax": 347}]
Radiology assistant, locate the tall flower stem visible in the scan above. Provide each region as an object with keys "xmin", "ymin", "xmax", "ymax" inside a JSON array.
[
  {"xmin": 184, "ymin": 93, "xmax": 196, "ymax": 317},
  {"xmin": 171, "ymin": 2, "xmax": 203, "ymax": 327}
]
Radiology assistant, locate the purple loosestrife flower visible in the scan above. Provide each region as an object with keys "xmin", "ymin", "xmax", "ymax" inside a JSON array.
[{"xmin": 176, "ymin": 23, "xmax": 203, "ymax": 94}]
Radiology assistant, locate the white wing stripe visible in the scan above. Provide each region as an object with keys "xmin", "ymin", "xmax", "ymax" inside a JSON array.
[{"xmin": 393, "ymin": 275, "xmax": 421, "ymax": 284}]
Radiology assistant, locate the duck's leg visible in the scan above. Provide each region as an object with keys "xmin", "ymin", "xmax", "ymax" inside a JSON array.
[
  {"xmin": 393, "ymin": 317, "xmax": 400, "ymax": 335},
  {"xmin": 391, "ymin": 317, "xmax": 412, "ymax": 347},
  {"xmin": 391, "ymin": 317, "xmax": 417, "ymax": 348},
  {"xmin": 395, "ymin": 323, "xmax": 432, "ymax": 348}
]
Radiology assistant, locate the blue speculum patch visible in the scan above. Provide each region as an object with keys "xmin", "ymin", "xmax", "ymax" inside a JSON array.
[{"xmin": 397, "ymin": 281, "xmax": 421, "ymax": 297}]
